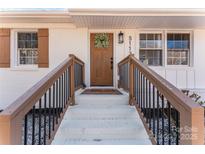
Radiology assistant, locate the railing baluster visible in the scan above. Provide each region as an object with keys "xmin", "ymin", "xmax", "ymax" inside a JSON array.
[
  {"xmin": 157, "ymin": 90, "xmax": 160, "ymax": 144},
  {"xmin": 63, "ymin": 73, "xmax": 65, "ymax": 108},
  {"xmin": 38, "ymin": 99, "xmax": 42, "ymax": 145},
  {"xmin": 24, "ymin": 114, "xmax": 28, "ymax": 145},
  {"xmin": 176, "ymin": 109, "xmax": 179, "ymax": 145},
  {"xmin": 145, "ymin": 78, "xmax": 148, "ymax": 123},
  {"xmin": 142, "ymin": 75, "xmax": 145, "ymax": 114},
  {"xmin": 161, "ymin": 95, "xmax": 165, "ymax": 145},
  {"xmin": 140, "ymin": 72, "xmax": 142, "ymax": 110},
  {"xmin": 52, "ymin": 83, "xmax": 55, "ymax": 131},
  {"xmin": 133, "ymin": 67, "xmax": 136, "ymax": 100},
  {"xmin": 62, "ymin": 74, "xmax": 64, "ymax": 109},
  {"xmin": 168, "ymin": 101, "xmax": 171, "ymax": 145},
  {"xmin": 58, "ymin": 78, "xmax": 60, "ymax": 118},
  {"xmin": 67, "ymin": 68, "xmax": 69, "ymax": 101},
  {"xmin": 32, "ymin": 106, "xmax": 36, "ymax": 145},
  {"xmin": 68, "ymin": 68, "xmax": 70, "ymax": 99},
  {"xmin": 149, "ymin": 81, "xmax": 151, "ymax": 130},
  {"xmin": 48, "ymin": 88, "xmax": 51, "ymax": 139},
  {"xmin": 152, "ymin": 85, "xmax": 155, "ymax": 137},
  {"xmin": 44, "ymin": 93, "xmax": 47, "ymax": 145},
  {"xmin": 64, "ymin": 73, "xmax": 66, "ymax": 107},
  {"xmin": 56, "ymin": 80, "xmax": 59, "ymax": 123},
  {"xmin": 137, "ymin": 69, "xmax": 140, "ymax": 105},
  {"xmin": 65, "ymin": 70, "xmax": 68, "ymax": 104},
  {"xmin": 59, "ymin": 76, "xmax": 62, "ymax": 114}
]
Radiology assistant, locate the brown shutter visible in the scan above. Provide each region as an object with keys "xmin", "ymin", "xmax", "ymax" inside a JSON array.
[
  {"xmin": 0, "ymin": 28, "xmax": 10, "ymax": 68},
  {"xmin": 38, "ymin": 29, "xmax": 49, "ymax": 68}
]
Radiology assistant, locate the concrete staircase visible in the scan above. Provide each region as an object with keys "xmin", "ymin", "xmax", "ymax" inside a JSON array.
[{"xmin": 52, "ymin": 89, "xmax": 151, "ymax": 145}]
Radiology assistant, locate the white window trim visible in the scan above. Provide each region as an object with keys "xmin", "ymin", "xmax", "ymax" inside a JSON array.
[
  {"xmin": 11, "ymin": 29, "xmax": 39, "ymax": 71},
  {"xmin": 165, "ymin": 30, "xmax": 193, "ymax": 67},
  {"xmin": 138, "ymin": 29, "xmax": 193, "ymax": 68},
  {"xmin": 138, "ymin": 30, "xmax": 164, "ymax": 66}
]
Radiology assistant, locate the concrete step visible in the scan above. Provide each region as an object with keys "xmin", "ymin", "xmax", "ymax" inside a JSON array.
[
  {"xmin": 52, "ymin": 138, "xmax": 151, "ymax": 145},
  {"xmin": 75, "ymin": 95, "xmax": 129, "ymax": 105},
  {"xmin": 58, "ymin": 119, "xmax": 143, "ymax": 128},
  {"xmin": 53, "ymin": 127, "xmax": 149, "ymax": 140},
  {"xmin": 66, "ymin": 106, "xmax": 136, "ymax": 115},
  {"xmin": 52, "ymin": 90, "xmax": 151, "ymax": 145}
]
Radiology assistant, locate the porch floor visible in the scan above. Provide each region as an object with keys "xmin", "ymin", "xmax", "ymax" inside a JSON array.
[{"xmin": 51, "ymin": 88, "xmax": 151, "ymax": 145}]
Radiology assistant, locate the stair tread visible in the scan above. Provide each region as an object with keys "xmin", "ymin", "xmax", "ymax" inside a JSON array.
[
  {"xmin": 52, "ymin": 138, "xmax": 151, "ymax": 145},
  {"xmin": 52, "ymin": 92, "xmax": 151, "ymax": 145}
]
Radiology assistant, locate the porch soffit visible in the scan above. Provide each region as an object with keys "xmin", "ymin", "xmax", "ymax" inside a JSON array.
[{"xmin": 1, "ymin": 9, "xmax": 205, "ymax": 28}]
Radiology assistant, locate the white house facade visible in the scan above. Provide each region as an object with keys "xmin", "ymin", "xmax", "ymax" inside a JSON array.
[
  {"xmin": 0, "ymin": 9, "xmax": 205, "ymax": 145},
  {"xmin": 1, "ymin": 9, "xmax": 205, "ymax": 109}
]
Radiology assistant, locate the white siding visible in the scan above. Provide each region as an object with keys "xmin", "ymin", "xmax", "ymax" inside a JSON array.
[{"xmin": 0, "ymin": 24, "xmax": 88, "ymax": 109}]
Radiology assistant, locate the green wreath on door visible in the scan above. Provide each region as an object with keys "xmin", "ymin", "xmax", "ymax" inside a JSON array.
[{"xmin": 94, "ymin": 33, "xmax": 109, "ymax": 48}]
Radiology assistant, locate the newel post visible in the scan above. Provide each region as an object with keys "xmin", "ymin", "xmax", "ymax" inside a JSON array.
[
  {"xmin": 179, "ymin": 107, "xmax": 204, "ymax": 144},
  {"xmin": 129, "ymin": 54, "xmax": 135, "ymax": 106},
  {"xmin": 0, "ymin": 114, "xmax": 22, "ymax": 145},
  {"xmin": 69, "ymin": 54, "xmax": 75, "ymax": 105}
]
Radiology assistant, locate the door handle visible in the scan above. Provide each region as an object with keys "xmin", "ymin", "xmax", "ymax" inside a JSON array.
[{"xmin": 110, "ymin": 57, "xmax": 113, "ymax": 69}]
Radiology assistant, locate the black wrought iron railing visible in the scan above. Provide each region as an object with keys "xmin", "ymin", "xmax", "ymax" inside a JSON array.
[
  {"xmin": 0, "ymin": 54, "xmax": 85, "ymax": 145},
  {"xmin": 23, "ymin": 67, "xmax": 71, "ymax": 145},
  {"xmin": 134, "ymin": 67, "xmax": 180, "ymax": 145},
  {"xmin": 74, "ymin": 63, "xmax": 84, "ymax": 89},
  {"xmin": 118, "ymin": 54, "xmax": 204, "ymax": 145}
]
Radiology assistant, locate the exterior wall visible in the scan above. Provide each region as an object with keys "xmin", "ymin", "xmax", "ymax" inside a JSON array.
[
  {"xmin": 1, "ymin": 24, "xmax": 205, "ymax": 109},
  {"xmin": 0, "ymin": 23, "xmax": 88, "ymax": 109}
]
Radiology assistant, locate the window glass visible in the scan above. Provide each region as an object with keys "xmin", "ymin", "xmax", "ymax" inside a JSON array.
[
  {"xmin": 167, "ymin": 33, "xmax": 190, "ymax": 65},
  {"xmin": 17, "ymin": 32, "xmax": 38, "ymax": 65},
  {"xmin": 139, "ymin": 33, "xmax": 162, "ymax": 66}
]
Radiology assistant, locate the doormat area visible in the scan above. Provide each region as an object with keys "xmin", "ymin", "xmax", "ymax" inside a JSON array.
[{"xmin": 81, "ymin": 88, "xmax": 122, "ymax": 95}]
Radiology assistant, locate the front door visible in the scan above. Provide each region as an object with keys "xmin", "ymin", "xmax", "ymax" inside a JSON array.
[{"xmin": 90, "ymin": 33, "xmax": 113, "ymax": 86}]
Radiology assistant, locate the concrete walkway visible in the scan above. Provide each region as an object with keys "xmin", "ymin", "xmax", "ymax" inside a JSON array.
[{"xmin": 52, "ymin": 89, "xmax": 151, "ymax": 145}]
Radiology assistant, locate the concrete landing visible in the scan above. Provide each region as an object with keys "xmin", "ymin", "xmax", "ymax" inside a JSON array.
[{"xmin": 52, "ymin": 89, "xmax": 151, "ymax": 145}]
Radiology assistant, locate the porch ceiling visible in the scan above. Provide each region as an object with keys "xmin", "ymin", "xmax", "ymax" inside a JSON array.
[
  {"xmin": 1, "ymin": 9, "xmax": 205, "ymax": 29},
  {"xmin": 71, "ymin": 15, "xmax": 205, "ymax": 29},
  {"xmin": 69, "ymin": 9, "xmax": 205, "ymax": 29}
]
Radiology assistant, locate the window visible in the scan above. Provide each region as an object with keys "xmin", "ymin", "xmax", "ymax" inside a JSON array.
[
  {"xmin": 167, "ymin": 33, "xmax": 190, "ymax": 65},
  {"xmin": 17, "ymin": 32, "xmax": 38, "ymax": 66},
  {"xmin": 139, "ymin": 33, "xmax": 162, "ymax": 66}
]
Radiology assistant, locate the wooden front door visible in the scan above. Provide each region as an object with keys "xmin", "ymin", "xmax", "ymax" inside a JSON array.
[{"xmin": 90, "ymin": 33, "xmax": 113, "ymax": 86}]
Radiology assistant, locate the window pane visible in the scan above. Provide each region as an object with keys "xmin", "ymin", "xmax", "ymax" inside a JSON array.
[
  {"xmin": 167, "ymin": 33, "xmax": 190, "ymax": 65},
  {"xmin": 167, "ymin": 34, "xmax": 174, "ymax": 49},
  {"xmin": 139, "ymin": 50, "xmax": 162, "ymax": 66},
  {"xmin": 17, "ymin": 32, "xmax": 38, "ymax": 65},
  {"xmin": 155, "ymin": 34, "xmax": 162, "ymax": 48},
  {"xmin": 31, "ymin": 33, "xmax": 37, "ymax": 40},
  {"xmin": 167, "ymin": 34, "xmax": 174, "ymax": 40},
  {"xmin": 140, "ymin": 41, "xmax": 146, "ymax": 48},
  {"xmin": 26, "ymin": 33, "xmax": 31, "ymax": 40},
  {"xmin": 167, "ymin": 58, "xmax": 173, "ymax": 65},
  {"xmin": 167, "ymin": 50, "xmax": 189, "ymax": 65},
  {"xmin": 147, "ymin": 34, "xmax": 154, "ymax": 40},
  {"xmin": 182, "ymin": 34, "xmax": 190, "ymax": 49},
  {"xmin": 147, "ymin": 34, "xmax": 155, "ymax": 48},
  {"xmin": 181, "ymin": 58, "xmax": 188, "ymax": 65},
  {"xmin": 175, "ymin": 34, "xmax": 181, "ymax": 40},
  {"xmin": 140, "ymin": 34, "xmax": 146, "ymax": 40},
  {"xmin": 155, "ymin": 34, "xmax": 162, "ymax": 40}
]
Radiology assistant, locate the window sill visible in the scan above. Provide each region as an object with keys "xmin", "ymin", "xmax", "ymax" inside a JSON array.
[
  {"xmin": 149, "ymin": 65, "xmax": 194, "ymax": 70},
  {"xmin": 11, "ymin": 65, "xmax": 39, "ymax": 71}
]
